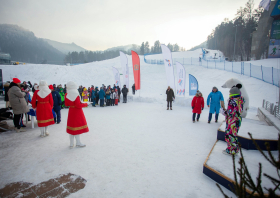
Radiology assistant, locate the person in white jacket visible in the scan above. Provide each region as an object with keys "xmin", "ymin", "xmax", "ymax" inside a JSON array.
[{"xmin": 110, "ymin": 89, "xmax": 116, "ymax": 106}]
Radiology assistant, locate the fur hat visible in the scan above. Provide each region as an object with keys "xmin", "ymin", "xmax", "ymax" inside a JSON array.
[
  {"xmin": 229, "ymin": 84, "xmax": 242, "ymax": 95},
  {"xmin": 67, "ymin": 81, "xmax": 78, "ymax": 90}
]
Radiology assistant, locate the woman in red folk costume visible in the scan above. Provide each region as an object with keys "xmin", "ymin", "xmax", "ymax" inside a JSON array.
[
  {"xmin": 31, "ymin": 80, "xmax": 55, "ymax": 137},
  {"xmin": 65, "ymin": 81, "xmax": 89, "ymax": 148}
]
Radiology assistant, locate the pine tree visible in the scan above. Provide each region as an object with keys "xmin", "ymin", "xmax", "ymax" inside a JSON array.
[
  {"xmin": 140, "ymin": 42, "xmax": 145, "ymax": 55},
  {"xmin": 167, "ymin": 43, "xmax": 174, "ymax": 52},
  {"xmin": 217, "ymin": 133, "xmax": 280, "ymax": 197},
  {"xmin": 144, "ymin": 41, "xmax": 150, "ymax": 54}
]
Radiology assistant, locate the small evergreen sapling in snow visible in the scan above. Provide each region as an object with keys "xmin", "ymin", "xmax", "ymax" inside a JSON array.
[{"xmin": 216, "ymin": 133, "xmax": 280, "ymax": 197}]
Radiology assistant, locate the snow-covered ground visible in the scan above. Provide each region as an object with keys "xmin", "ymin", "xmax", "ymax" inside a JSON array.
[
  {"xmin": 0, "ymin": 102, "xmax": 237, "ymax": 197},
  {"xmin": 0, "ymin": 50, "xmax": 279, "ymax": 197}
]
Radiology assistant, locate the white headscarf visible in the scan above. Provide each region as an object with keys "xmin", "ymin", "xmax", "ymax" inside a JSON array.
[
  {"xmin": 66, "ymin": 81, "xmax": 80, "ymax": 102},
  {"xmin": 37, "ymin": 80, "xmax": 51, "ymax": 98}
]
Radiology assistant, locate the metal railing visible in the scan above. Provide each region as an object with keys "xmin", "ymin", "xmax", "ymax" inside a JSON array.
[
  {"xmin": 262, "ymin": 99, "xmax": 280, "ymax": 120},
  {"xmin": 144, "ymin": 55, "xmax": 279, "ymax": 87}
]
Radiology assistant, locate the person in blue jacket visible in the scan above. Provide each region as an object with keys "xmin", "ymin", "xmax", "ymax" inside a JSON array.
[
  {"xmin": 99, "ymin": 87, "xmax": 105, "ymax": 107},
  {"xmin": 207, "ymin": 86, "xmax": 224, "ymax": 123},
  {"xmin": 91, "ymin": 86, "xmax": 96, "ymax": 107},
  {"xmin": 49, "ymin": 85, "xmax": 62, "ymax": 124}
]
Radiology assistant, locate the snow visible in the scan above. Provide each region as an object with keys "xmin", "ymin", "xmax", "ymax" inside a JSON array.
[
  {"xmin": 207, "ymin": 141, "xmax": 279, "ymax": 193},
  {"xmin": 219, "ymin": 119, "xmax": 279, "ymax": 140},
  {"xmin": 0, "ymin": 50, "xmax": 279, "ymax": 197},
  {"xmin": 259, "ymin": 107, "xmax": 280, "ymax": 132},
  {"xmin": 0, "ymin": 101, "xmax": 235, "ymax": 198}
]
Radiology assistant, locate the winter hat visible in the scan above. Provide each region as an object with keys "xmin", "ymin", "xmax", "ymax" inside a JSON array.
[
  {"xmin": 38, "ymin": 80, "xmax": 51, "ymax": 98},
  {"xmin": 13, "ymin": 78, "xmax": 21, "ymax": 84},
  {"xmin": 66, "ymin": 81, "xmax": 80, "ymax": 102},
  {"xmin": 49, "ymin": 85, "xmax": 54, "ymax": 90},
  {"xmin": 212, "ymin": 86, "xmax": 218, "ymax": 90},
  {"xmin": 229, "ymin": 84, "xmax": 242, "ymax": 96},
  {"xmin": 197, "ymin": 90, "xmax": 202, "ymax": 95}
]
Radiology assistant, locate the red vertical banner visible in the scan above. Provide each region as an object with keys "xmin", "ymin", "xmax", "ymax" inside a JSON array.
[{"xmin": 131, "ymin": 50, "xmax": 140, "ymax": 90}]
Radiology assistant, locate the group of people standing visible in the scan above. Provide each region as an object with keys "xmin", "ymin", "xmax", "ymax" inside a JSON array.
[
  {"xmin": 78, "ymin": 84, "xmax": 129, "ymax": 106},
  {"xmin": 166, "ymin": 84, "xmax": 244, "ymax": 156},
  {"xmin": 7, "ymin": 78, "xmax": 89, "ymax": 147}
]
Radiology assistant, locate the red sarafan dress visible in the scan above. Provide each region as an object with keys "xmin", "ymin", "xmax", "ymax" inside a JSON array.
[
  {"xmin": 31, "ymin": 91, "xmax": 55, "ymax": 127},
  {"xmin": 191, "ymin": 96, "xmax": 204, "ymax": 114},
  {"xmin": 65, "ymin": 94, "xmax": 89, "ymax": 135}
]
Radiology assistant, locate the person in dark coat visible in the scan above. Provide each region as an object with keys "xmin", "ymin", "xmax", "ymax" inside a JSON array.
[
  {"xmin": 4, "ymin": 81, "xmax": 10, "ymax": 108},
  {"xmin": 132, "ymin": 84, "xmax": 135, "ymax": 95},
  {"xmin": 121, "ymin": 85, "xmax": 129, "ymax": 103},
  {"xmin": 91, "ymin": 87, "xmax": 96, "ymax": 107},
  {"xmin": 117, "ymin": 86, "xmax": 121, "ymax": 102},
  {"xmin": 27, "ymin": 81, "xmax": 32, "ymax": 89},
  {"xmin": 166, "ymin": 86, "xmax": 175, "ymax": 110},
  {"xmin": 78, "ymin": 86, "xmax": 83, "ymax": 100},
  {"xmin": 32, "ymin": 83, "xmax": 38, "ymax": 93},
  {"xmin": 49, "ymin": 85, "xmax": 62, "ymax": 124},
  {"xmin": 63, "ymin": 84, "xmax": 67, "ymax": 94},
  {"xmin": 95, "ymin": 87, "xmax": 99, "ymax": 105}
]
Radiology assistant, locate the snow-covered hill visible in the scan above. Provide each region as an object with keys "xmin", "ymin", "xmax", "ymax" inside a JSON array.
[{"xmin": 0, "ymin": 50, "xmax": 278, "ymax": 109}]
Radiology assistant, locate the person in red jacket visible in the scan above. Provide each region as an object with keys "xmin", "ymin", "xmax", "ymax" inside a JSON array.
[
  {"xmin": 31, "ymin": 80, "xmax": 55, "ymax": 137},
  {"xmin": 191, "ymin": 90, "xmax": 204, "ymax": 123},
  {"xmin": 65, "ymin": 81, "xmax": 89, "ymax": 148}
]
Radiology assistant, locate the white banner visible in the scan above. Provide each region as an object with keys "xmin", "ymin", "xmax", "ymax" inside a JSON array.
[
  {"xmin": 161, "ymin": 44, "xmax": 175, "ymax": 90},
  {"xmin": 120, "ymin": 51, "xmax": 129, "ymax": 88},
  {"xmin": 259, "ymin": 0, "xmax": 271, "ymax": 11},
  {"xmin": 112, "ymin": 67, "xmax": 121, "ymax": 88},
  {"xmin": 176, "ymin": 62, "xmax": 185, "ymax": 96}
]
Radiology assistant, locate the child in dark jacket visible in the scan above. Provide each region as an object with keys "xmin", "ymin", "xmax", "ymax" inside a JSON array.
[{"xmin": 191, "ymin": 90, "xmax": 204, "ymax": 123}]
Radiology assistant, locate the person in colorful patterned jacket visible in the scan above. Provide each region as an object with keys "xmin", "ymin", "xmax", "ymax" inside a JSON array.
[
  {"xmin": 191, "ymin": 90, "xmax": 204, "ymax": 123},
  {"xmin": 223, "ymin": 84, "xmax": 244, "ymax": 155}
]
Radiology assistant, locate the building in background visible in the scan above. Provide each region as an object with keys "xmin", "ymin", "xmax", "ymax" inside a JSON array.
[
  {"xmin": 0, "ymin": 52, "xmax": 11, "ymax": 65},
  {"xmin": 251, "ymin": 1, "xmax": 277, "ymax": 60}
]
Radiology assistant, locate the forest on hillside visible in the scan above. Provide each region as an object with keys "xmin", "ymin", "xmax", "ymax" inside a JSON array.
[
  {"xmin": 207, "ymin": 0, "xmax": 264, "ymax": 61},
  {"xmin": 64, "ymin": 40, "xmax": 186, "ymax": 64}
]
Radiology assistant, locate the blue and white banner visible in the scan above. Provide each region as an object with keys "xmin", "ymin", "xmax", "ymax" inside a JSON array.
[
  {"xmin": 259, "ymin": 0, "xmax": 271, "ymax": 11},
  {"xmin": 161, "ymin": 44, "xmax": 175, "ymax": 90},
  {"xmin": 176, "ymin": 62, "xmax": 185, "ymax": 96},
  {"xmin": 112, "ymin": 67, "xmax": 121, "ymax": 88},
  {"xmin": 120, "ymin": 51, "xmax": 129, "ymax": 87},
  {"xmin": 189, "ymin": 74, "xmax": 198, "ymax": 96}
]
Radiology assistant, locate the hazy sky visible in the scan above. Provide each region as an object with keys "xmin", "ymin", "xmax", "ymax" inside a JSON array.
[{"xmin": 0, "ymin": 0, "xmax": 259, "ymax": 51}]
